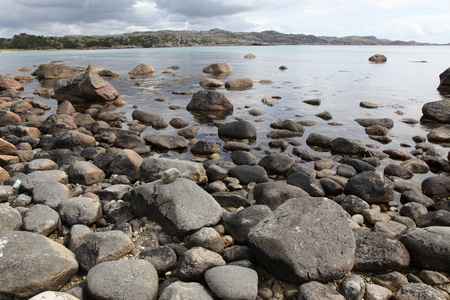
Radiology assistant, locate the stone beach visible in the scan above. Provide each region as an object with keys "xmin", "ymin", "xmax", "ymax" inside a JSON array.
[{"xmin": 0, "ymin": 57, "xmax": 449, "ymax": 300}]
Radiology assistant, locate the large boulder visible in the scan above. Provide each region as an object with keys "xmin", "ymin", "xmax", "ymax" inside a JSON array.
[
  {"xmin": 203, "ymin": 63, "xmax": 233, "ymax": 74},
  {"xmin": 186, "ymin": 90, "xmax": 233, "ymax": 112},
  {"xmin": 0, "ymin": 231, "xmax": 78, "ymax": 298},
  {"xmin": 422, "ymin": 99, "xmax": 450, "ymax": 123},
  {"xmin": 130, "ymin": 178, "xmax": 222, "ymax": 236},
  {"xmin": 248, "ymin": 197, "xmax": 355, "ymax": 284},
  {"xmin": 140, "ymin": 157, "xmax": 207, "ymax": 184},
  {"xmin": 344, "ymin": 171, "xmax": 394, "ymax": 204},
  {"xmin": 437, "ymin": 67, "xmax": 450, "ymax": 92},
  {"xmin": 32, "ymin": 63, "xmax": 85, "ymax": 79},
  {"xmin": 218, "ymin": 120, "xmax": 256, "ymax": 140},
  {"xmin": 128, "ymin": 63, "xmax": 155, "ymax": 76},
  {"xmin": 54, "ymin": 71, "xmax": 119, "ymax": 103}
]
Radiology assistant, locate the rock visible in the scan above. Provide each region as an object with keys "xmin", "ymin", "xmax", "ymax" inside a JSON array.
[
  {"xmin": 286, "ymin": 172, "xmax": 325, "ymax": 197},
  {"xmin": 0, "ymin": 231, "xmax": 78, "ymax": 298},
  {"xmin": 221, "ymin": 205, "xmax": 272, "ymax": 244},
  {"xmin": 199, "ymin": 78, "xmax": 224, "ymax": 89},
  {"xmin": 0, "ymin": 138, "xmax": 16, "ymax": 155},
  {"xmin": 25, "ymin": 158, "xmax": 57, "ymax": 173},
  {"xmin": 346, "ymin": 158, "xmax": 376, "ymax": 173},
  {"xmin": 113, "ymin": 134, "xmax": 145, "ymax": 149},
  {"xmin": 0, "ymin": 110, "xmax": 22, "ymax": 126},
  {"xmin": 438, "ymin": 67, "xmax": 450, "ymax": 92},
  {"xmin": 203, "ymin": 63, "xmax": 233, "ymax": 74},
  {"xmin": 139, "ymin": 246, "xmax": 177, "ymax": 275},
  {"xmin": 364, "ymin": 284, "xmax": 392, "ymax": 300},
  {"xmin": 53, "ymin": 130, "xmax": 96, "ymax": 149},
  {"xmin": 86, "ymin": 259, "xmax": 158, "ymax": 300},
  {"xmin": 20, "ymin": 170, "xmax": 68, "ymax": 192},
  {"xmin": 330, "ymin": 137, "xmax": 366, "ymax": 155},
  {"xmin": 41, "ymin": 114, "xmax": 77, "ymax": 135},
  {"xmin": 400, "ymin": 159, "xmax": 430, "ymax": 173},
  {"xmin": 131, "ymin": 178, "xmax": 222, "ymax": 237},
  {"xmin": 344, "ymin": 171, "xmax": 394, "ymax": 204},
  {"xmin": 128, "ymin": 63, "xmax": 155, "ymax": 76},
  {"xmin": 244, "ymin": 53, "xmax": 256, "ymax": 59},
  {"xmin": 178, "ymin": 125, "xmax": 200, "ymax": 139},
  {"xmin": 253, "ymin": 182, "xmax": 308, "ymax": 210},
  {"xmin": 337, "ymin": 194, "xmax": 370, "ymax": 215},
  {"xmin": 223, "ymin": 141, "xmax": 252, "ymax": 151},
  {"xmin": 74, "ymin": 230, "xmax": 134, "ymax": 272},
  {"xmin": 0, "ymin": 74, "xmax": 24, "ymax": 91},
  {"xmin": 248, "ymin": 197, "xmax": 355, "ymax": 284},
  {"xmin": 32, "ymin": 63, "xmax": 84, "ymax": 79},
  {"xmin": 0, "ymin": 204, "xmax": 22, "ymax": 234},
  {"xmin": 205, "ymin": 266, "xmax": 258, "ymax": 300},
  {"xmin": 218, "ymin": 120, "xmax": 256, "ymax": 140},
  {"xmin": 418, "ymin": 270, "xmax": 449, "ymax": 285},
  {"xmin": 373, "ymin": 220, "xmax": 408, "ymax": 239},
  {"xmin": 159, "ymin": 281, "xmax": 215, "ymax": 300},
  {"xmin": 4, "ymin": 125, "xmax": 40, "ymax": 138},
  {"xmin": 339, "ymin": 275, "xmax": 365, "ymax": 300},
  {"xmin": 176, "ymin": 246, "xmax": 226, "ymax": 281},
  {"xmin": 427, "ymin": 125, "xmax": 450, "ymax": 143},
  {"xmin": 144, "ymin": 134, "xmax": 187, "ymax": 150},
  {"xmin": 59, "ymin": 197, "xmax": 102, "ymax": 226},
  {"xmin": 191, "ymin": 140, "xmax": 221, "ymax": 155},
  {"xmin": 384, "ymin": 164, "xmax": 414, "ymax": 179},
  {"xmin": 68, "ymin": 224, "xmax": 93, "ymax": 251},
  {"xmin": 369, "ymin": 54, "xmax": 387, "ymax": 63},
  {"xmin": 230, "ymin": 150, "xmax": 258, "ymax": 165},
  {"xmin": 400, "ymin": 190, "xmax": 434, "ymax": 207},
  {"xmin": 186, "ymin": 90, "xmax": 233, "ymax": 112},
  {"xmin": 372, "ymin": 271, "xmax": 408, "ymax": 292},
  {"xmin": 187, "ymin": 227, "xmax": 225, "ymax": 253},
  {"xmin": 258, "ymin": 153, "xmax": 295, "ymax": 175},
  {"xmin": 361, "ymin": 208, "xmax": 391, "ymax": 225},
  {"xmin": 169, "ymin": 117, "xmax": 189, "ymax": 129},
  {"xmin": 316, "ymin": 111, "xmax": 333, "ymax": 120},
  {"xmin": 421, "ymin": 175, "xmax": 450, "ymax": 198},
  {"xmin": 131, "ymin": 109, "xmax": 166, "ymax": 128},
  {"xmin": 400, "ymin": 202, "xmax": 427, "ymax": 221},
  {"xmin": 298, "ymin": 281, "xmax": 345, "ymax": 300},
  {"xmin": 140, "ymin": 157, "xmax": 206, "ymax": 184},
  {"xmin": 395, "ymin": 283, "xmax": 445, "ymax": 300},
  {"xmin": 352, "ymin": 228, "xmax": 410, "ymax": 272},
  {"xmin": 160, "ymin": 168, "xmax": 180, "ymax": 184},
  {"xmin": 305, "ymin": 133, "xmax": 334, "ymax": 148},
  {"xmin": 422, "ymin": 99, "xmax": 450, "ymax": 123},
  {"xmin": 68, "ymin": 161, "xmax": 105, "ymax": 185},
  {"xmin": 108, "ymin": 149, "xmax": 142, "ymax": 182},
  {"xmin": 212, "ymin": 191, "xmax": 250, "ymax": 208},
  {"xmin": 360, "ymin": 101, "xmax": 379, "ymax": 109},
  {"xmin": 399, "ymin": 226, "xmax": 450, "ymax": 272},
  {"xmin": 21, "ymin": 204, "xmax": 60, "ymax": 236},
  {"xmin": 225, "ymin": 78, "xmax": 253, "ymax": 90},
  {"xmin": 29, "ymin": 291, "xmax": 80, "ymax": 300},
  {"xmin": 355, "ymin": 118, "xmax": 394, "ymax": 129},
  {"xmin": 228, "ymin": 165, "xmax": 268, "ymax": 185},
  {"xmin": 54, "ymin": 71, "xmax": 118, "ymax": 103},
  {"xmin": 303, "ymin": 98, "xmax": 321, "ymax": 106}
]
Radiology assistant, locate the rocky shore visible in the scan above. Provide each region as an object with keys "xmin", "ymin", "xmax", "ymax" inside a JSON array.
[{"xmin": 0, "ymin": 60, "xmax": 449, "ymax": 300}]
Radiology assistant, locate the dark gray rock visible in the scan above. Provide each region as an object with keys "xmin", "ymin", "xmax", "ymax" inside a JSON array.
[
  {"xmin": 298, "ymin": 281, "xmax": 345, "ymax": 300},
  {"xmin": 53, "ymin": 130, "xmax": 96, "ymax": 149},
  {"xmin": 218, "ymin": 120, "xmax": 256, "ymax": 140},
  {"xmin": 292, "ymin": 146, "xmax": 322, "ymax": 161},
  {"xmin": 395, "ymin": 283, "xmax": 445, "ymax": 300},
  {"xmin": 139, "ymin": 246, "xmax": 178, "ymax": 275},
  {"xmin": 0, "ymin": 204, "xmax": 22, "ymax": 234},
  {"xmin": 258, "ymin": 153, "xmax": 295, "ymax": 175},
  {"xmin": 86, "ymin": 259, "xmax": 158, "ymax": 300},
  {"xmin": 305, "ymin": 132, "xmax": 334, "ymax": 148},
  {"xmin": 400, "ymin": 190, "xmax": 434, "ymax": 207},
  {"xmin": 143, "ymin": 134, "xmax": 187, "ymax": 150},
  {"xmin": 212, "ymin": 191, "xmax": 250, "ymax": 208},
  {"xmin": 346, "ymin": 158, "xmax": 376, "ymax": 173},
  {"xmin": 384, "ymin": 163, "xmax": 414, "ymax": 179},
  {"xmin": 230, "ymin": 150, "xmax": 258, "ymax": 165},
  {"xmin": 339, "ymin": 275, "xmax": 365, "ymax": 300},
  {"xmin": 130, "ymin": 178, "xmax": 222, "ymax": 237},
  {"xmin": 416, "ymin": 210, "xmax": 450, "ymax": 227},
  {"xmin": 253, "ymin": 182, "xmax": 308, "ymax": 210},
  {"xmin": 228, "ymin": 165, "xmax": 268, "ymax": 185},
  {"xmin": 418, "ymin": 270, "xmax": 449, "ymax": 285},
  {"xmin": 286, "ymin": 172, "xmax": 325, "ymax": 197},
  {"xmin": 68, "ymin": 224, "xmax": 93, "ymax": 251},
  {"xmin": 248, "ymin": 197, "xmax": 355, "ymax": 284},
  {"xmin": 368, "ymin": 54, "xmax": 387, "ymax": 63},
  {"xmin": 0, "ymin": 231, "xmax": 78, "ymax": 298},
  {"xmin": 113, "ymin": 134, "xmax": 145, "ymax": 149},
  {"xmin": 429, "ymin": 200, "xmax": 450, "ymax": 212},
  {"xmin": 223, "ymin": 245, "xmax": 253, "ymax": 263},
  {"xmin": 267, "ymin": 129, "xmax": 303, "ymax": 139},
  {"xmin": 352, "ymin": 228, "xmax": 410, "ymax": 272},
  {"xmin": 355, "ymin": 118, "xmax": 394, "ymax": 129},
  {"xmin": 131, "ymin": 109, "xmax": 166, "ymax": 128},
  {"xmin": 21, "ymin": 204, "xmax": 60, "ymax": 236},
  {"xmin": 383, "ymin": 148, "xmax": 412, "ymax": 161},
  {"xmin": 221, "ymin": 205, "xmax": 272, "ymax": 244},
  {"xmin": 421, "ymin": 175, "xmax": 450, "ymax": 198},
  {"xmin": 52, "ymin": 149, "xmax": 85, "ymax": 166},
  {"xmin": 159, "ymin": 281, "xmax": 215, "ymax": 300},
  {"xmin": 59, "ymin": 197, "xmax": 102, "ymax": 226},
  {"xmin": 169, "ymin": 117, "xmax": 189, "ymax": 129},
  {"xmin": 223, "ymin": 141, "xmax": 251, "ymax": 151},
  {"xmin": 32, "ymin": 181, "xmax": 71, "ymax": 210},
  {"xmin": 68, "ymin": 161, "xmax": 105, "ymax": 185},
  {"xmin": 186, "ymin": 90, "xmax": 233, "ymax": 111},
  {"xmin": 422, "ymin": 99, "xmax": 450, "ymax": 123},
  {"xmin": 191, "ymin": 140, "xmax": 221, "ymax": 155},
  {"xmin": 336, "ymin": 194, "xmax": 370, "ymax": 215},
  {"xmin": 319, "ymin": 178, "xmax": 344, "ymax": 196},
  {"xmin": 176, "ymin": 247, "xmax": 226, "ymax": 281},
  {"xmin": 205, "ymin": 265, "xmax": 258, "ymax": 300},
  {"xmin": 74, "ymin": 230, "xmax": 134, "ymax": 272},
  {"xmin": 104, "ymin": 200, "xmax": 132, "ymax": 223},
  {"xmin": 107, "ymin": 149, "xmax": 142, "ymax": 182},
  {"xmin": 330, "ymin": 137, "xmax": 366, "ymax": 155},
  {"xmin": 344, "ymin": 171, "xmax": 394, "ymax": 204},
  {"xmin": 206, "ymin": 164, "xmax": 227, "ymax": 182},
  {"xmin": 140, "ymin": 157, "xmax": 207, "ymax": 184},
  {"xmin": 98, "ymin": 184, "xmax": 132, "ymax": 201}
]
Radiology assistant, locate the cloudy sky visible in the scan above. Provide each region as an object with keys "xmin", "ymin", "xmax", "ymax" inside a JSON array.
[{"xmin": 1, "ymin": 0, "xmax": 449, "ymax": 43}]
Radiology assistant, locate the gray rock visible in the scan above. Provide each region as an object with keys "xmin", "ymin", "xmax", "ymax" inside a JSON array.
[
  {"xmin": 361, "ymin": 208, "xmax": 391, "ymax": 225},
  {"xmin": 352, "ymin": 228, "xmax": 410, "ymax": 272},
  {"xmin": 107, "ymin": 149, "xmax": 142, "ymax": 182},
  {"xmin": 399, "ymin": 226, "xmax": 450, "ymax": 272},
  {"xmin": 212, "ymin": 191, "xmax": 250, "ymax": 208},
  {"xmin": 131, "ymin": 178, "xmax": 222, "ymax": 237},
  {"xmin": 191, "ymin": 140, "xmax": 221, "ymax": 155},
  {"xmin": 225, "ymin": 78, "xmax": 253, "ymax": 90},
  {"xmin": 253, "ymin": 182, "xmax": 308, "ymax": 210},
  {"xmin": 199, "ymin": 78, "xmax": 224, "ymax": 89},
  {"xmin": 298, "ymin": 281, "xmax": 345, "ymax": 300},
  {"xmin": 218, "ymin": 120, "xmax": 257, "ymax": 140},
  {"xmin": 0, "ymin": 204, "xmax": 22, "ymax": 234},
  {"xmin": 344, "ymin": 171, "xmax": 394, "ymax": 204},
  {"xmin": 20, "ymin": 170, "xmax": 69, "ymax": 192},
  {"xmin": 355, "ymin": 118, "xmax": 394, "ymax": 129},
  {"xmin": 364, "ymin": 284, "xmax": 392, "ymax": 300},
  {"xmin": 0, "ymin": 185, "xmax": 14, "ymax": 202},
  {"xmin": 86, "ymin": 259, "xmax": 158, "ymax": 300},
  {"xmin": 205, "ymin": 181, "xmax": 227, "ymax": 193},
  {"xmin": 178, "ymin": 125, "xmax": 200, "ymax": 139},
  {"xmin": 68, "ymin": 224, "xmax": 93, "ymax": 251},
  {"xmin": 223, "ymin": 141, "xmax": 252, "ymax": 151},
  {"xmin": 139, "ymin": 246, "xmax": 177, "ymax": 275},
  {"xmin": 230, "ymin": 150, "xmax": 258, "ymax": 165},
  {"xmin": 223, "ymin": 245, "xmax": 253, "ymax": 262},
  {"xmin": 98, "ymin": 184, "xmax": 132, "ymax": 201},
  {"xmin": 339, "ymin": 275, "xmax": 365, "ymax": 300},
  {"xmin": 26, "ymin": 158, "xmax": 58, "ymax": 173},
  {"xmin": 140, "ymin": 157, "xmax": 207, "ymax": 184},
  {"xmin": 422, "ymin": 99, "xmax": 450, "ymax": 123},
  {"xmin": 113, "ymin": 134, "xmax": 145, "ymax": 149},
  {"xmin": 74, "ymin": 230, "xmax": 134, "ymax": 272},
  {"xmin": 228, "ymin": 165, "xmax": 268, "ymax": 185},
  {"xmin": 161, "ymin": 167, "xmax": 180, "ymax": 183},
  {"xmin": 400, "ymin": 159, "xmax": 430, "ymax": 173},
  {"xmin": 330, "ymin": 137, "xmax": 366, "ymax": 155},
  {"xmin": 346, "ymin": 158, "xmax": 376, "ymax": 173},
  {"xmin": 205, "ymin": 265, "xmax": 258, "ymax": 300},
  {"xmin": 319, "ymin": 178, "xmax": 344, "ymax": 196},
  {"xmin": 186, "ymin": 90, "xmax": 233, "ymax": 111},
  {"xmin": 32, "ymin": 181, "xmax": 71, "ymax": 210},
  {"xmin": 399, "ymin": 202, "xmax": 427, "ymax": 221},
  {"xmin": 169, "ymin": 117, "xmax": 189, "ymax": 129},
  {"xmin": 187, "ymin": 227, "xmax": 225, "ymax": 253},
  {"xmin": 248, "ymin": 197, "xmax": 355, "ymax": 284},
  {"xmin": 305, "ymin": 132, "xmax": 334, "ymax": 148},
  {"xmin": 416, "ymin": 210, "xmax": 450, "ymax": 227},
  {"xmin": 0, "ymin": 231, "xmax": 78, "ymax": 298},
  {"xmin": 68, "ymin": 161, "xmax": 105, "ymax": 185},
  {"xmin": 176, "ymin": 247, "xmax": 226, "ymax": 281},
  {"xmin": 395, "ymin": 283, "xmax": 445, "ymax": 300},
  {"xmin": 336, "ymin": 194, "xmax": 370, "ymax": 215},
  {"xmin": 400, "ymin": 190, "xmax": 434, "ymax": 207},
  {"xmin": 29, "ymin": 291, "xmax": 80, "ymax": 300},
  {"xmin": 418, "ymin": 270, "xmax": 449, "ymax": 285},
  {"xmin": 258, "ymin": 153, "xmax": 295, "ymax": 175},
  {"xmin": 21, "ymin": 204, "xmax": 60, "ymax": 236},
  {"xmin": 206, "ymin": 164, "xmax": 227, "ymax": 182},
  {"xmin": 59, "ymin": 197, "xmax": 102, "ymax": 226},
  {"xmin": 144, "ymin": 134, "xmax": 187, "ymax": 150},
  {"xmin": 286, "ymin": 171, "xmax": 325, "ymax": 197},
  {"xmin": 292, "ymin": 146, "xmax": 322, "ymax": 161},
  {"xmin": 203, "ymin": 63, "xmax": 233, "ymax": 74},
  {"xmin": 104, "ymin": 200, "xmax": 132, "ymax": 223},
  {"xmin": 372, "ymin": 271, "xmax": 408, "ymax": 292},
  {"xmin": 159, "ymin": 281, "xmax": 215, "ymax": 300},
  {"xmin": 421, "ymin": 175, "xmax": 450, "ymax": 198},
  {"xmin": 373, "ymin": 220, "xmax": 408, "ymax": 239},
  {"xmin": 53, "ymin": 130, "xmax": 96, "ymax": 149}
]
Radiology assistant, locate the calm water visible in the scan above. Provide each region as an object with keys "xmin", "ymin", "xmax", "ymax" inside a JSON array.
[{"xmin": 0, "ymin": 45, "xmax": 449, "ymax": 183}]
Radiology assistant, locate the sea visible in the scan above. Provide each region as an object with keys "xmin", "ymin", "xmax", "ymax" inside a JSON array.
[{"xmin": 0, "ymin": 45, "xmax": 449, "ymax": 187}]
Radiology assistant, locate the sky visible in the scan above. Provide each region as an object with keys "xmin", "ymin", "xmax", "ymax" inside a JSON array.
[{"xmin": 0, "ymin": 0, "xmax": 449, "ymax": 44}]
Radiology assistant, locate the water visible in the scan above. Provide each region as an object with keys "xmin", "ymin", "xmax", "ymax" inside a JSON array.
[{"xmin": 0, "ymin": 45, "xmax": 449, "ymax": 184}]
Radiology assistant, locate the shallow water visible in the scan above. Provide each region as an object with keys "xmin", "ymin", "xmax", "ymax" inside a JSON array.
[{"xmin": 1, "ymin": 45, "xmax": 449, "ymax": 187}]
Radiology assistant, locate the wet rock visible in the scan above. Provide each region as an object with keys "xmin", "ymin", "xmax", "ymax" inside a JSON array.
[
  {"xmin": 400, "ymin": 159, "xmax": 430, "ymax": 173},
  {"xmin": 253, "ymin": 182, "xmax": 308, "ymax": 210},
  {"xmin": 74, "ymin": 230, "xmax": 134, "ymax": 272},
  {"xmin": 258, "ymin": 153, "xmax": 295, "ymax": 175},
  {"xmin": 159, "ymin": 281, "xmax": 215, "ymax": 300},
  {"xmin": 128, "ymin": 63, "xmax": 154, "ymax": 76},
  {"xmin": 427, "ymin": 125, "xmax": 450, "ymax": 143},
  {"xmin": 353, "ymin": 228, "xmax": 410, "ymax": 272},
  {"xmin": 346, "ymin": 157, "xmax": 376, "ymax": 173},
  {"xmin": 286, "ymin": 171, "xmax": 325, "ymax": 197},
  {"xmin": 225, "ymin": 78, "xmax": 253, "ymax": 90},
  {"xmin": 384, "ymin": 163, "xmax": 414, "ymax": 179},
  {"xmin": 421, "ymin": 175, "xmax": 450, "ymax": 198},
  {"xmin": 423, "ymin": 156, "xmax": 450, "ymax": 172},
  {"xmin": 21, "ymin": 204, "xmax": 60, "ymax": 236},
  {"xmin": 176, "ymin": 246, "xmax": 226, "ymax": 281},
  {"xmin": 0, "ymin": 204, "xmax": 22, "ymax": 234},
  {"xmin": 248, "ymin": 197, "xmax": 355, "ymax": 284},
  {"xmin": 230, "ymin": 150, "xmax": 258, "ymax": 165},
  {"xmin": 395, "ymin": 283, "xmax": 445, "ymax": 300},
  {"xmin": 202, "ymin": 63, "xmax": 233, "ymax": 74},
  {"xmin": 199, "ymin": 78, "xmax": 224, "ymax": 89},
  {"xmin": 178, "ymin": 125, "xmax": 200, "ymax": 139},
  {"xmin": 0, "ymin": 74, "xmax": 24, "ymax": 91},
  {"xmin": 86, "ymin": 259, "xmax": 158, "ymax": 300},
  {"xmin": 191, "ymin": 140, "xmax": 221, "ymax": 155},
  {"xmin": 113, "ymin": 134, "xmax": 145, "ymax": 149},
  {"xmin": 0, "ymin": 231, "xmax": 78, "ymax": 298},
  {"xmin": 360, "ymin": 101, "xmax": 379, "ymax": 109},
  {"xmin": 364, "ymin": 284, "xmax": 392, "ymax": 300},
  {"xmin": 131, "ymin": 178, "xmax": 222, "ymax": 237},
  {"xmin": 68, "ymin": 161, "xmax": 105, "ymax": 185},
  {"xmin": 218, "ymin": 120, "xmax": 256, "ymax": 140},
  {"xmin": 305, "ymin": 132, "xmax": 334, "ymax": 148},
  {"xmin": 144, "ymin": 134, "xmax": 187, "ymax": 150},
  {"xmin": 187, "ymin": 227, "xmax": 225, "ymax": 253},
  {"xmin": 339, "ymin": 274, "xmax": 365, "ymax": 300},
  {"xmin": 369, "ymin": 54, "xmax": 387, "ymax": 62},
  {"xmin": 139, "ymin": 245, "xmax": 177, "ymax": 275},
  {"xmin": 32, "ymin": 63, "xmax": 85, "ymax": 79},
  {"xmin": 336, "ymin": 164, "xmax": 357, "ymax": 178},
  {"xmin": 298, "ymin": 281, "xmax": 344, "ymax": 299},
  {"xmin": 303, "ymin": 98, "xmax": 321, "ymax": 106},
  {"xmin": 267, "ymin": 129, "xmax": 303, "ymax": 139},
  {"xmin": 187, "ymin": 90, "xmax": 233, "ymax": 111},
  {"xmin": 107, "ymin": 149, "xmax": 142, "ymax": 182},
  {"xmin": 316, "ymin": 111, "xmax": 333, "ymax": 120},
  {"xmin": 422, "ymin": 99, "xmax": 450, "ymax": 123},
  {"xmin": 400, "ymin": 190, "xmax": 434, "ymax": 207},
  {"xmin": 344, "ymin": 171, "xmax": 394, "ymax": 204},
  {"xmin": 355, "ymin": 118, "xmax": 394, "ymax": 129},
  {"xmin": 331, "ymin": 137, "xmax": 366, "ymax": 155},
  {"xmin": 140, "ymin": 157, "xmax": 207, "ymax": 184},
  {"xmin": 59, "ymin": 197, "xmax": 102, "ymax": 226},
  {"xmin": 205, "ymin": 265, "xmax": 258, "ymax": 300},
  {"xmin": 228, "ymin": 165, "xmax": 268, "ymax": 185}
]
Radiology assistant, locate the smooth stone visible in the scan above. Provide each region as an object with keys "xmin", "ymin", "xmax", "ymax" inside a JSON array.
[
  {"xmin": 139, "ymin": 246, "xmax": 177, "ymax": 275},
  {"xmin": 176, "ymin": 247, "xmax": 226, "ymax": 281},
  {"xmin": 159, "ymin": 281, "xmax": 215, "ymax": 300},
  {"xmin": 298, "ymin": 281, "xmax": 345, "ymax": 299},
  {"xmin": 21, "ymin": 204, "xmax": 60, "ymax": 236},
  {"xmin": 0, "ymin": 204, "xmax": 22, "ymax": 234},
  {"xmin": 59, "ymin": 197, "xmax": 102, "ymax": 226},
  {"xmin": 205, "ymin": 265, "xmax": 258, "ymax": 300},
  {"xmin": 140, "ymin": 157, "xmax": 207, "ymax": 184},
  {"xmin": 395, "ymin": 283, "xmax": 445, "ymax": 300},
  {"xmin": 161, "ymin": 168, "xmax": 180, "ymax": 183}
]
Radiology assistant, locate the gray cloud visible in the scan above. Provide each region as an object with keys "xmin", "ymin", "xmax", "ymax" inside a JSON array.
[{"xmin": 154, "ymin": 0, "xmax": 252, "ymax": 18}]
